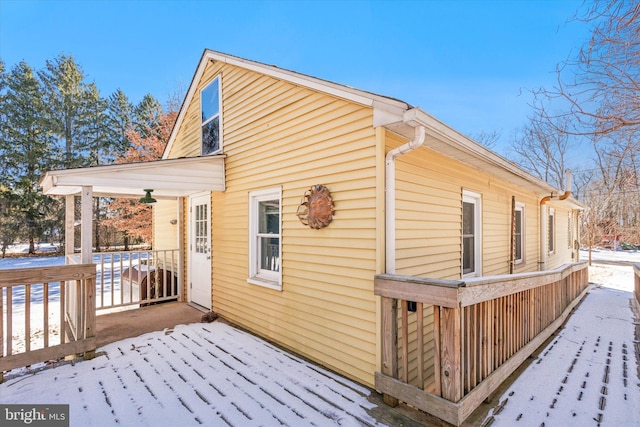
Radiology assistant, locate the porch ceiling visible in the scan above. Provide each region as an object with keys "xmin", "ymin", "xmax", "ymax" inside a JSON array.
[{"xmin": 39, "ymin": 155, "xmax": 226, "ymax": 199}]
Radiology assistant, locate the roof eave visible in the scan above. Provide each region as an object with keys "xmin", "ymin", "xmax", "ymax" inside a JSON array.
[{"xmin": 404, "ymin": 108, "xmax": 585, "ymax": 208}]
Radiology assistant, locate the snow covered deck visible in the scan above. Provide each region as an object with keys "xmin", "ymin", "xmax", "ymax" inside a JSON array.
[
  {"xmin": 0, "ymin": 321, "xmax": 433, "ymax": 426},
  {"xmin": 479, "ymin": 255, "xmax": 640, "ymax": 426}
]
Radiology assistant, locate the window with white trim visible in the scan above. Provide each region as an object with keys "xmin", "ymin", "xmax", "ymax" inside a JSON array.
[
  {"xmin": 567, "ymin": 212, "xmax": 573, "ymax": 249},
  {"xmin": 514, "ymin": 203, "xmax": 524, "ymax": 264},
  {"xmin": 201, "ymin": 76, "xmax": 222, "ymax": 155},
  {"xmin": 462, "ymin": 190, "xmax": 482, "ymax": 277},
  {"xmin": 248, "ymin": 188, "xmax": 282, "ymax": 290},
  {"xmin": 548, "ymin": 207, "xmax": 555, "ymax": 254}
]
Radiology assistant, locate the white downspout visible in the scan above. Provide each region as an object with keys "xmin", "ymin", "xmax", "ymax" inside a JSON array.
[{"xmin": 385, "ymin": 126, "xmax": 426, "ymax": 273}]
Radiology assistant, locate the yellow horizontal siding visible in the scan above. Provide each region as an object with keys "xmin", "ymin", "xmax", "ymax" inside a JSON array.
[
  {"xmin": 389, "ymin": 130, "xmax": 561, "ymax": 280},
  {"xmin": 168, "ymin": 61, "xmax": 379, "ymax": 386},
  {"xmin": 153, "ymin": 200, "xmax": 178, "ymax": 250}
]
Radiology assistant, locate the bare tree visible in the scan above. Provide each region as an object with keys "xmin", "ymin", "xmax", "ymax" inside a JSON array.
[
  {"xmin": 526, "ymin": 0, "xmax": 640, "ymax": 252},
  {"xmin": 532, "ymin": 0, "xmax": 639, "ymax": 137},
  {"xmin": 509, "ymin": 115, "xmax": 572, "ymax": 190},
  {"xmin": 470, "ymin": 129, "xmax": 502, "ymax": 150}
]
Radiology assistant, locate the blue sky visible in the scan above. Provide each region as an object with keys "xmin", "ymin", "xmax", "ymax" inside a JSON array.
[{"xmin": 0, "ymin": 0, "xmax": 592, "ymax": 156}]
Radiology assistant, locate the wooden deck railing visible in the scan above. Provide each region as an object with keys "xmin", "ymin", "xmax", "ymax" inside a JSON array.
[
  {"xmin": 374, "ymin": 261, "xmax": 589, "ymax": 426},
  {"xmin": 1, "ymin": 264, "xmax": 96, "ymax": 382}
]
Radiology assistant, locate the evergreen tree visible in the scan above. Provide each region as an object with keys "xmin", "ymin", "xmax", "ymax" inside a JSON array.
[
  {"xmin": 0, "ymin": 62, "xmax": 58, "ymax": 254},
  {"xmin": 107, "ymin": 88, "xmax": 134, "ymax": 158},
  {"xmin": 83, "ymin": 83, "xmax": 112, "ymax": 165},
  {"xmin": 38, "ymin": 54, "xmax": 93, "ymax": 168},
  {"xmin": 133, "ymin": 93, "xmax": 163, "ymax": 138}
]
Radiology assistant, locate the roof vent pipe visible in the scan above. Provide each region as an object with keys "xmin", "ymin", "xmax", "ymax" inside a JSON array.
[
  {"xmin": 559, "ymin": 169, "xmax": 572, "ymax": 200},
  {"xmin": 385, "ymin": 126, "xmax": 426, "ymax": 274}
]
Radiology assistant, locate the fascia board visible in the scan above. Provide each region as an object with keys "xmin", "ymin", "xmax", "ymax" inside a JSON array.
[
  {"xmin": 407, "ymin": 108, "xmax": 584, "ymax": 205},
  {"xmin": 206, "ymin": 50, "xmax": 410, "ymax": 110}
]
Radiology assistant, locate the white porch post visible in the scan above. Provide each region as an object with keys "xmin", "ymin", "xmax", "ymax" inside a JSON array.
[
  {"xmin": 81, "ymin": 186, "xmax": 93, "ymax": 264},
  {"xmin": 177, "ymin": 197, "xmax": 185, "ymax": 302},
  {"xmin": 65, "ymin": 194, "xmax": 75, "ymax": 264}
]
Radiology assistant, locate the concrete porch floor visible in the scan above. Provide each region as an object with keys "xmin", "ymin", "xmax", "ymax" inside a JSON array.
[{"xmin": 95, "ymin": 302, "xmax": 205, "ymax": 348}]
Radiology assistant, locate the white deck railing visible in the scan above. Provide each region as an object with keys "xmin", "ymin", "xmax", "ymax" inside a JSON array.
[{"xmin": 67, "ymin": 249, "xmax": 180, "ymax": 311}]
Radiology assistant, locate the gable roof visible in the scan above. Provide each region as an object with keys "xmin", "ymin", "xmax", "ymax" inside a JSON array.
[
  {"xmin": 162, "ymin": 49, "xmax": 411, "ymax": 160},
  {"xmin": 163, "ymin": 50, "xmax": 583, "ymax": 208}
]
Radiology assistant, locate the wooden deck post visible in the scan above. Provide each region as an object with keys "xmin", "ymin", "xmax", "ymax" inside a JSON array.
[
  {"xmin": 83, "ymin": 276, "xmax": 96, "ymax": 360},
  {"xmin": 381, "ymin": 296, "xmax": 399, "ymax": 407},
  {"xmin": 440, "ymin": 306, "xmax": 462, "ymax": 402}
]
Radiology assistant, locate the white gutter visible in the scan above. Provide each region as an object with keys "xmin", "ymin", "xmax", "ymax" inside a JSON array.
[{"xmin": 385, "ymin": 125, "xmax": 426, "ymax": 273}]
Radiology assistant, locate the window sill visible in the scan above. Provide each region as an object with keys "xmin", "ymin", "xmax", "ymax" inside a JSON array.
[{"xmin": 247, "ymin": 276, "xmax": 282, "ymax": 291}]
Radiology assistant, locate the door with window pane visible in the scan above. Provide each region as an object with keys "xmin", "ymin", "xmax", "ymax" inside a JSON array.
[{"xmin": 189, "ymin": 193, "xmax": 212, "ymax": 309}]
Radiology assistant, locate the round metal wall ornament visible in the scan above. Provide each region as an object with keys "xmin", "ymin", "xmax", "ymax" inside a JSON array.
[{"xmin": 296, "ymin": 184, "xmax": 335, "ymax": 229}]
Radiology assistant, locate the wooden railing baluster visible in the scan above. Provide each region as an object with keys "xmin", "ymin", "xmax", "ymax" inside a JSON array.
[{"xmin": 374, "ymin": 262, "xmax": 589, "ymax": 426}]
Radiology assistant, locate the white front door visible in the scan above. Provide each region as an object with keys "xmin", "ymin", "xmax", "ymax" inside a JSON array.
[{"xmin": 189, "ymin": 193, "xmax": 212, "ymax": 309}]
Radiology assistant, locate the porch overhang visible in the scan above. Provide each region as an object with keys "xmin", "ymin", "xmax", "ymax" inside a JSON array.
[{"xmin": 39, "ymin": 155, "xmax": 226, "ymax": 199}]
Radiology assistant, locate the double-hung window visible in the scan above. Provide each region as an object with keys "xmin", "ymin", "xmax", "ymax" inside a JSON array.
[
  {"xmin": 567, "ymin": 212, "xmax": 573, "ymax": 250},
  {"xmin": 462, "ymin": 190, "xmax": 482, "ymax": 277},
  {"xmin": 201, "ymin": 76, "xmax": 221, "ymax": 155},
  {"xmin": 548, "ymin": 207, "xmax": 555, "ymax": 254},
  {"xmin": 248, "ymin": 188, "xmax": 282, "ymax": 290},
  {"xmin": 514, "ymin": 203, "xmax": 524, "ymax": 264}
]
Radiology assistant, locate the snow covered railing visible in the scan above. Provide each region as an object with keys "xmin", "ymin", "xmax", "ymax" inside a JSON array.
[
  {"xmin": 0, "ymin": 264, "xmax": 96, "ymax": 382},
  {"xmin": 374, "ymin": 261, "xmax": 589, "ymax": 426}
]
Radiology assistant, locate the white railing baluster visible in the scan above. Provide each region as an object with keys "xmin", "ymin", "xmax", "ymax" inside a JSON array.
[{"xmin": 88, "ymin": 248, "xmax": 180, "ymax": 312}]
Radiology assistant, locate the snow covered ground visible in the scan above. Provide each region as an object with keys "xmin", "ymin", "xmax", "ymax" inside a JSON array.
[{"xmin": 1, "ymin": 249, "xmax": 638, "ymax": 426}]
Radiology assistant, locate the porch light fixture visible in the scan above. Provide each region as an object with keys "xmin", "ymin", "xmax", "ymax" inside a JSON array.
[{"xmin": 139, "ymin": 189, "xmax": 157, "ymax": 204}]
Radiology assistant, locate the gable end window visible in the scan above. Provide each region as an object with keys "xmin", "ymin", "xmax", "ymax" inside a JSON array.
[
  {"xmin": 201, "ymin": 76, "xmax": 222, "ymax": 155},
  {"xmin": 248, "ymin": 188, "xmax": 282, "ymax": 290},
  {"xmin": 462, "ymin": 190, "xmax": 482, "ymax": 277}
]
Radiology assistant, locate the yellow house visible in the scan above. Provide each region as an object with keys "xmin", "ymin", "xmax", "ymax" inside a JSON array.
[{"xmin": 40, "ymin": 50, "xmax": 587, "ymax": 425}]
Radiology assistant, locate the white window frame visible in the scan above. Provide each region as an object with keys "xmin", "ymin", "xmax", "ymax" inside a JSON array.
[
  {"xmin": 248, "ymin": 187, "xmax": 282, "ymax": 290},
  {"xmin": 548, "ymin": 207, "xmax": 555, "ymax": 255},
  {"xmin": 462, "ymin": 190, "xmax": 482, "ymax": 278},
  {"xmin": 567, "ymin": 212, "xmax": 573, "ymax": 249},
  {"xmin": 201, "ymin": 76, "xmax": 222, "ymax": 155},
  {"xmin": 514, "ymin": 202, "xmax": 525, "ymax": 265}
]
